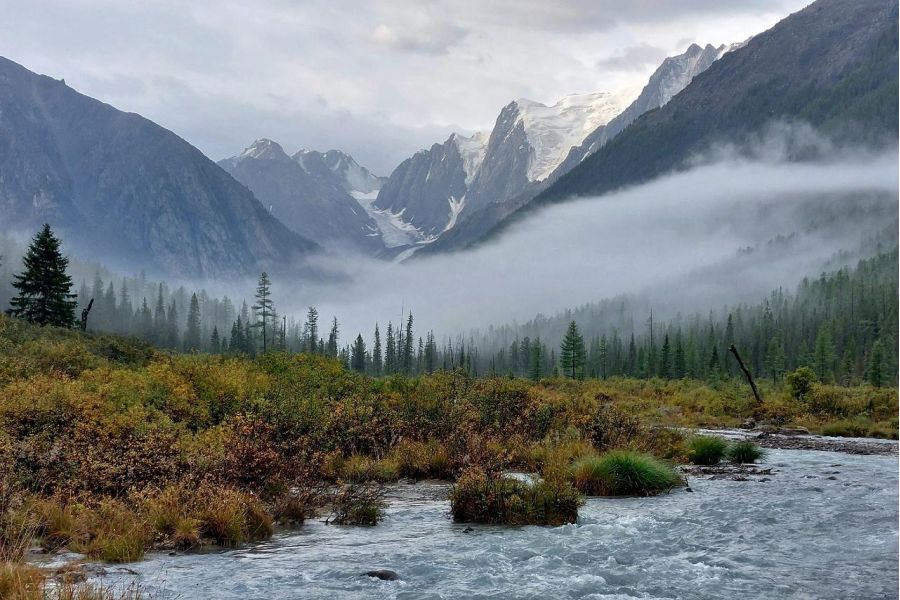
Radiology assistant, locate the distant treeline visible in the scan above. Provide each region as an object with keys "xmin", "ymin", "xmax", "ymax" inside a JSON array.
[{"xmin": 1, "ymin": 227, "xmax": 896, "ymax": 386}]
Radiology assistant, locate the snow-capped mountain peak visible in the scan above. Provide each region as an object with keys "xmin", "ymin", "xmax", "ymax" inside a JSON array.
[
  {"xmin": 240, "ymin": 138, "xmax": 287, "ymax": 160},
  {"xmin": 512, "ymin": 89, "xmax": 640, "ymax": 182}
]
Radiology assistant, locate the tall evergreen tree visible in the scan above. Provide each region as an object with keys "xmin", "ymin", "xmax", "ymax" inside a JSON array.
[
  {"xmin": 7, "ymin": 224, "xmax": 77, "ymax": 327},
  {"xmin": 350, "ymin": 334, "xmax": 366, "ymax": 373},
  {"xmin": 372, "ymin": 323, "xmax": 383, "ymax": 376},
  {"xmin": 183, "ymin": 293, "xmax": 202, "ymax": 351},
  {"xmin": 252, "ymin": 272, "xmax": 273, "ymax": 353},
  {"xmin": 305, "ymin": 306, "xmax": 319, "ymax": 354},
  {"xmin": 327, "ymin": 317, "xmax": 339, "ymax": 357},
  {"xmin": 559, "ymin": 321, "xmax": 586, "ymax": 379}
]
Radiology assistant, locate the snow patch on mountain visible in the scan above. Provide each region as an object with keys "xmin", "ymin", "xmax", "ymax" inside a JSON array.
[
  {"xmin": 515, "ymin": 89, "xmax": 639, "ymax": 182},
  {"xmin": 453, "ymin": 132, "xmax": 489, "ymax": 183},
  {"xmin": 352, "ymin": 190, "xmax": 430, "ymax": 248}
]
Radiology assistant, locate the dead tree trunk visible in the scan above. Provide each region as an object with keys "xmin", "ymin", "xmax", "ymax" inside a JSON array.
[
  {"xmin": 80, "ymin": 298, "xmax": 94, "ymax": 331},
  {"xmin": 728, "ymin": 344, "xmax": 762, "ymax": 404}
]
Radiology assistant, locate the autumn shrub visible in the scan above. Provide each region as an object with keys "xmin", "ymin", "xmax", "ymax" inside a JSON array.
[
  {"xmin": 686, "ymin": 436, "xmax": 728, "ymax": 465},
  {"xmin": 727, "ymin": 441, "xmax": 765, "ymax": 464},
  {"xmin": 329, "ymin": 481, "xmax": 385, "ymax": 525},
  {"xmin": 390, "ymin": 439, "xmax": 453, "ymax": 480},
  {"xmin": 449, "ymin": 467, "xmax": 582, "ymax": 525},
  {"xmin": 570, "ymin": 451, "xmax": 681, "ymax": 496},
  {"xmin": 590, "ymin": 404, "xmax": 644, "ymax": 450}
]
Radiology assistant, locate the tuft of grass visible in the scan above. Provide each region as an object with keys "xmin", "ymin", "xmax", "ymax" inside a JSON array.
[
  {"xmin": 820, "ymin": 419, "xmax": 871, "ymax": 438},
  {"xmin": 570, "ymin": 451, "xmax": 682, "ymax": 497},
  {"xmin": 727, "ymin": 440, "xmax": 765, "ymax": 464},
  {"xmin": 686, "ymin": 436, "xmax": 728, "ymax": 465},
  {"xmin": 390, "ymin": 439, "xmax": 453, "ymax": 480},
  {"xmin": 449, "ymin": 467, "xmax": 582, "ymax": 525}
]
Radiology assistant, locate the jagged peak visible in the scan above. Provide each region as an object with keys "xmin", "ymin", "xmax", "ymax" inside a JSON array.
[{"xmin": 239, "ymin": 138, "xmax": 287, "ymax": 160}]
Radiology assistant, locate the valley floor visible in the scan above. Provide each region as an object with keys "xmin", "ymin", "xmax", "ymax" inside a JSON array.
[{"xmin": 0, "ymin": 315, "xmax": 896, "ymax": 598}]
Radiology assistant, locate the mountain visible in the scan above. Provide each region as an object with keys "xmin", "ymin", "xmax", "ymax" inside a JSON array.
[
  {"xmin": 373, "ymin": 90, "xmax": 637, "ymax": 246},
  {"xmin": 535, "ymin": 0, "xmax": 899, "ymax": 207},
  {"xmin": 0, "ymin": 56, "xmax": 318, "ymax": 279},
  {"xmin": 553, "ymin": 43, "xmax": 737, "ymax": 177},
  {"xmin": 219, "ymin": 141, "xmax": 385, "ymax": 252},
  {"xmin": 416, "ymin": 43, "xmax": 735, "ymax": 255}
]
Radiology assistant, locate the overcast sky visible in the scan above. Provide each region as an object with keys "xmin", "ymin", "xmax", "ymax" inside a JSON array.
[{"xmin": 2, "ymin": 0, "xmax": 811, "ymax": 174}]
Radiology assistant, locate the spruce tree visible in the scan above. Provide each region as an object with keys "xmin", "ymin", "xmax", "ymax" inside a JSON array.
[
  {"xmin": 327, "ymin": 317, "xmax": 339, "ymax": 357},
  {"xmin": 372, "ymin": 323, "xmax": 383, "ymax": 376},
  {"xmin": 385, "ymin": 322, "xmax": 396, "ymax": 374},
  {"xmin": 351, "ymin": 334, "xmax": 366, "ymax": 373},
  {"xmin": 559, "ymin": 321, "xmax": 586, "ymax": 379},
  {"xmin": 305, "ymin": 307, "xmax": 319, "ymax": 354},
  {"xmin": 210, "ymin": 326, "xmax": 221, "ymax": 353},
  {"xmin": 252, "ymin": 272, "xmax": 273, "ymax": 353},
  {"xmin": 183, "ymin": 293, "xmax": 202, "ymax": 351},
  {"xmin": 402, "ymin": 313, "xmax": 414, "ymax": 374},
  {"xmin": 7, "ymin": 224, "xmax": 77, "ymax": 327}
]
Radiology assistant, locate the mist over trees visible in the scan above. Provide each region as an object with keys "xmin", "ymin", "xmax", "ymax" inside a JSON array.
[{"xmin": 0, "ymin": 224, "xmax": 895, "ymax": 388}]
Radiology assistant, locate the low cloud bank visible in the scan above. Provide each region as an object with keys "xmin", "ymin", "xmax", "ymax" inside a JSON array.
[{"xmin": 287, "ymin": 151, "xmax": 898, "ymax": 340}]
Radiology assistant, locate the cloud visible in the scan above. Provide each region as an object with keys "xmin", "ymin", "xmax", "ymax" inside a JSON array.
[
  {"xmin": 596, "ymin": 43, "xmax": 669, "ymax": 71},
  {"xmin": 0, "ymin": 0, "xmax": 814, "ymax": 174},
  {"xmin": 371, "ymin": 22, "xmax": 468, "ymax": 55},
  {"xmin": 276, "ymin": 150, "xmax": 898, "ymax": 340}
]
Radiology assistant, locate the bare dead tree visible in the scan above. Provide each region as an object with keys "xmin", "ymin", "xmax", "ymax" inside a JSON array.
[
  {"xmin": 728, "ymin": 344, "xmax": 762, "ymax": 404},
  {"xmin": 80, "ymin": 298, "xmax": 94, "ymax": 331}
]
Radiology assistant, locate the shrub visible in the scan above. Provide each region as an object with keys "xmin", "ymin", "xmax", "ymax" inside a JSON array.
[
  {"xmin": 686, "ymin": 436, "xmax": 728, "ymax": 465},
  {"xmin": 570, "ymin": 451, "xmax": 681, "ymax": 496},
  {"xmin": 590, "ymin": 404, "xmax": 644, "ymax": 450},
  {"xmin": 449, "ymin": 467, "xmax": 582, "ymax": 525},
  {"xmin": 329, "ymin": 482, "xmax": 385, "ymax": 525},
  {"xmin": 727, "ymin": 440, "xmax": 765, "ymax": 464},
  {"xmin": 787, "ymin": 367, "xmax": 817, "ymax": 401}
]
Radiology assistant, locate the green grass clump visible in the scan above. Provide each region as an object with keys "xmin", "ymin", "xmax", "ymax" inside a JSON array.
[
  {"xmin": 727, "ymin": 440, "xmax": 765, "ymax": 464},
  {"xmin": 821, "ymin": 419, "xmax": 871, "ymax": 438},
  {"xmin": 449, "ymin": 468, "xmax": 582, "ymax": 525},
  {"xmin": 686, "ymin": 436, "xmax": 728, "ymax": 465},
  {"xmin": 571, "ymin": 451, "xmax": 681, "ymax": 496}
]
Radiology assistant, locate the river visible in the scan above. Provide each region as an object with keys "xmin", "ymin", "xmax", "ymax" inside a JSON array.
[{"xmin": 96, "ymin": 446, "xmax": 898, "ymax": 599}]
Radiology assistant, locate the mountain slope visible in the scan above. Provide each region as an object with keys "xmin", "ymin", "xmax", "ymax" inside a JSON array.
[
  {"xmin": 418, "ymin": 43, "xmax": 734, "ymax": 256},
  {"xmin": 219, "ymin": 140, "xmax": 383, "ymax": 252},
  {"xmin": 536, "ymin": 0, "xmax": 899, "ymax": 207},
  {"xmin": 374, "ymin": 90, "xmax": 636, "ymax": 246},
  {"xmin": 0, "ymin": 56, "xmax": 318, "ymax": 278}
]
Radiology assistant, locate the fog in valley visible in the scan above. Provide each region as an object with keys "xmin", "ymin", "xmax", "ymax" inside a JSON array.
[{"xmin": 283, "ymin": 150, "xmax": 898, "ymax": 341}]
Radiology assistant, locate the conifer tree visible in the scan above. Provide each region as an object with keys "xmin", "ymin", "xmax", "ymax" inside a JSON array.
[
  {"xmin": 210, "ymin": 326, "xmax": 221, "ymax": 353},
  {"xmin": 351, "ymin": 334, "xmax": 366, "ymax": 373},
  {"xmin": 183, "ymin": 293, "xmax": 202, "ymax": 351},
  {"xmin": 7, "ymin": 224, "xmax": 77, "ymax": 327},
  {"xmin": 402, "ymin": 313, "xmax": 414, "ymax": 374},
  {"xmin": 252, "ymin": 272, "xmax": 273, "ymax": 353},
  {"xmin": 327, "ymin": 317, "xmax": 339, "ymax": 357},
  {"xmin": 385, "ymin": 322, "xmax": 396, "ymax": 374},
  {"xmin": 305, "ymin": 307, "xmax": 319, "ymax": 354},
  {"xmin": 559, "ymin": 321, "xmax": 586, "ymax": 379},
  {"xmin": 372, "ymin": 323, "xmax": 383, "ymax": 376},
  {"xmin": 165, "ymin": 301, "xmax": 180, "ymax": 348}
]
